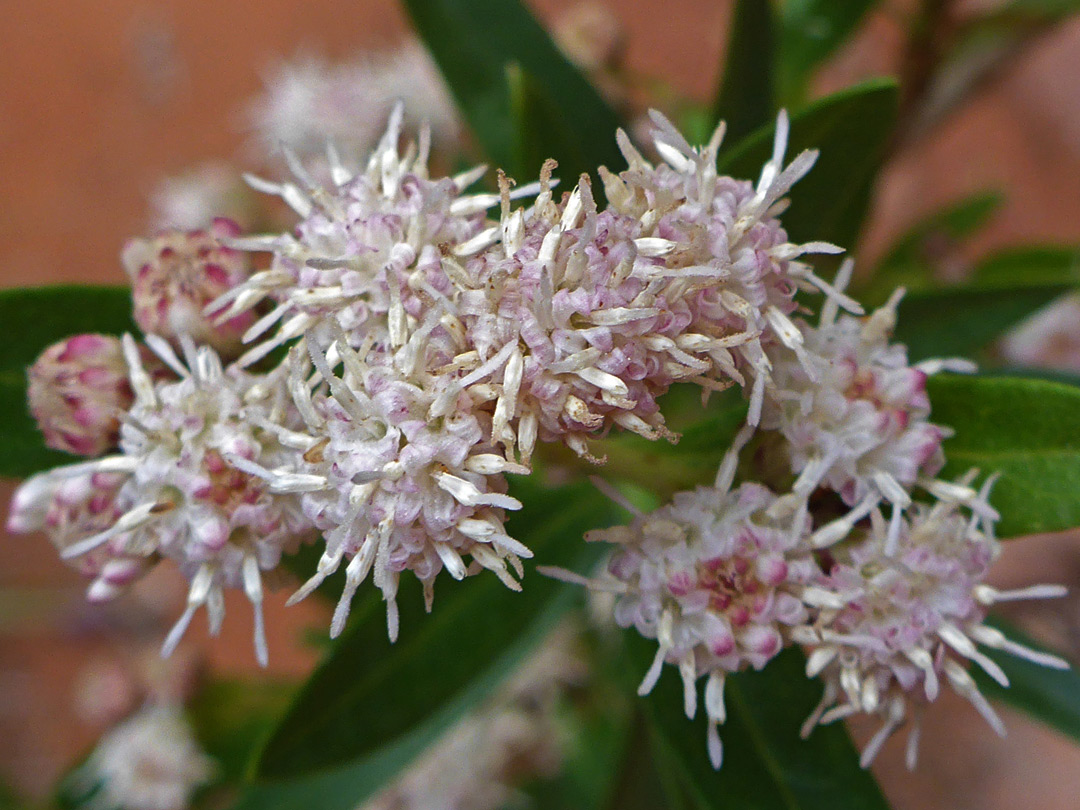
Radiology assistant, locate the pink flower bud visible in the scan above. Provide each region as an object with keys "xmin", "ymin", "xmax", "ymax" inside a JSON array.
[
  {"xmin": 28, "ymin": 334, "xmax": 134, "ymax": 456},
  {"xmin": 122, "ymin": 218, "xmax": 254, "ymax": 357}
]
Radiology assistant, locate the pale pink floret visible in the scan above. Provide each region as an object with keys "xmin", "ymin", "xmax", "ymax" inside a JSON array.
[
  {"xmin": 13, "ymin": 335, "xmax": 315, "ymax": 665},
  {"xmin": 122, "ymin": 218, "xmax": 254, "ymax": 358},
  {"xmin": 761, "ymin": 286, "xmax": 963, "ymax": 551},
  {"xmin": 799, "ymin": 486, "xmax": 1069, "ymax": 769},
  {"xmin": 6, "ymin": 469, "xmax": 151, "ymax": 602},
  {"xmin": 279, "ymin": 338, "xmax": 529, "ymax": 643},
  {"xmin": 583, "ymin": 474, "xmax": 814, "ymax": 768},
  {"xmin": 28, "ymin": 334, "xmax": 137, "ymax": 457}
]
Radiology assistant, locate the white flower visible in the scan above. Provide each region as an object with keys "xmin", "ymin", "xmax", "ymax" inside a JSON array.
[
  {"xmin": 13, "ymin": 335, "xmax": 314, "ymax": 665},
  {"xmin": 247, "ymin": 43, "xmax": 461, "ymax": 168},
  {"xmin": 552, "ymin": 433, "xmax": 815, "ymax": 768},
  {"xmin": 761, "ymin": 279, "xmax": 972, "ymax": 552},
  {"xmin": 604, "ymin": 110, "xmax": 861, "ymax": 425},
  {"xmin": 273, "ymin": 331, "xmax": 529, "ymax": 642},
  {"xmin": 798, "ymin": 478, "xmax": 1068, "ymax": 769},
  {"xmin": 72, "ymin": 705, "xmax": 214, "ymax": 810},
  {"xmin": 215, "ymin": 103, "xmax": 506, "ymax": 369}
]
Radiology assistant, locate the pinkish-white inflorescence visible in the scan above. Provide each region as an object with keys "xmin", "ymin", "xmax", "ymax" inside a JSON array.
[
  {"xmin": 6, "ymin": 469, "xmax": 152, "ymax": 602},
  {"xmin": 603, "ymin": 110, "xmax": 862, "ymax": 425},
  {"xmin": 797, "ymin": 479, "xmax": 1068, "ymax": 769},
  {"xmin": 570, "ymin": 434, "xmax": 815, "ymax": 768},
  {"xmin": 761, "ymin": 276, "xmax": 973, "ymax": 553},
  {"xmin": 122, "ymin": 218, "xmax": 255, "ymax": 358},
  {"xmin": 9, "ymin": 334, "xmax": 315, "ymax": 665},
  {"xmin": 28, "ymin": 334, "xmax": 139, "ymax": 457}
]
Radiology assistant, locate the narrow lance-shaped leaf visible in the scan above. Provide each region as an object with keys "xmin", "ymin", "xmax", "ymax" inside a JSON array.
[
  {"xmin": 630, "ymin": 633, "xmax": 889, "ymax": 810},
  {"xmin": 401, "ymin": 0, "xmax": 624, "ymax": 186},
  {"xmin": 881, "ymin": 244, "xmax": 1080, "ymax": 361},
  {"xmin": 778, "ymin": 0, "xmax": 881, "ymax": 103},
  {"xmin": 712, "ymin": 0, "xmax": 776, "ymax": 144},
  {"xmin": 717, "ymin": 78, "xmax": 898, "ymax": 249},
  {"xmin": 249, "ymin": 480, "xmax": 620, "ymax": 797},
  {"xmin": 929, "ymin": 374, "xmax": 1080, "ymax": 538},
  {"xmin": 0, "ymin": 285, "xmax": 135, "ymax": 479}
]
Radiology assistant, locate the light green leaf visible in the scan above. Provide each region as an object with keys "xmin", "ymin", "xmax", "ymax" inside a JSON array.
[
  {"xmin": 893, "ymin": 247, "xmax": 1080, "ymax": 361},
  {"xmin": 974, "ymin": 616, "xmax": 1080, "ymax": 743},
  {"xmin": 633, "ymin": 636, "xmax": 889, "ymax": 810},
  {"xmin": 401, "ymin": 0, "xmax": 624, "ymax": 186},
  {"xmin": 249, "ymin": 480, "xmax": 620, "ymax": 796},
  {"xmin": 778, "ymin": 0, "xmax": 881, "ymax": 102},
  {"xmin": 0, "ymin": 285, "xmax": 135, "ymax": 479},
  {"xmin": 713, "ymin": 0, "xmax": 776, "ymax": 144},
  {"xmin": 928, "ymin": 374, "xmax": 1080, "ymax": 538},
  {"xmin": 717, "ymin": 78, "xmax": 899, "ymax": 249}
]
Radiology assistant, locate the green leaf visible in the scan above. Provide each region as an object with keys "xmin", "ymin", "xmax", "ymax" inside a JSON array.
[
  {"xmin": 974, "ymin": 616, "xmax": 1080, "ymax": 742},
  {"xmin": 188, "ymin": 679, "xmax": 296, "ymax": 783},
  {"xmin": 867, "ymin": 191, "xmax": 1003, "ymax": 296},
  {"xmin": 778, "ymin": 0, "xmax": 881, "ymax": 103},
  {"xmin": 401, "ymin": 0, "xmax": 624, "ymax": 186},
  {"xmin": 0, "ymin": 285, "xmax": 135, "ymax": 479},
  {"xmin": 893, "ymin": 247, "xmax": 1080, "ymax": 360},
  {"xmin": 633, "ymin": 636, "xmax": 889, "ymax": 810},
  {"xmin": 717, "ymin": 78, "xmax": 899, "ymax": 249},
  {"xmin": 506, "ymin": 63, "xmax": 590, "ymax": 185},
  {"xmin": 929, "ymin": 374, "xmax": 1080, "ymax": 538},
  {"xmin": 713, "ymin": 0, "xmax": 776, "ymax": 144},
  {"xmin": 595, "ymin": 387, "xmax": 748, "ymax": 499},
  {"xmin": 249, "ymin": 480, "xmax": 620, "ymax": 795}
]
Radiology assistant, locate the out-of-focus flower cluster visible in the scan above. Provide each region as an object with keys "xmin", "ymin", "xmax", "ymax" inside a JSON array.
[{"xmin": 6, "ymin": 99, "xmax": 1068, "ymax": 776}]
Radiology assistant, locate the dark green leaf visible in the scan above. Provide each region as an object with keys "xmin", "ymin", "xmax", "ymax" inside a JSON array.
[
  {"xmin": 893, "ymin": 247, "xmax": 1080, "ymax": 360},
  {"xmin": 595, "ymin": 387, "xmax": 748, "ymax": 499},
  {"xmin": 0, "ymin": 285, "xmax": 134, "ymax": 479},
  {"xmin": 250, "ymin": 480, "xmax": 619, "ymax": 793},
  {"xmin": 975, "ymin": 616, "xmax": 1080, "ymax": 743},
  {"xmin": 633, "ymin": 635, "xmax": 889, "ymax": 810},
  {"xmin": 402, "ymin": 0, "xmax": 624, "ymax": 185},
  {"xmin": 506, "ymin": 64, "xmax": 589, "ymax": 185},
  {"xmin": 778, "ymin": 0, "xmax": 881, "ymax": 103},
  {"xmin": 929, "ymin": 374, "xmax": 1080, "ymax": 537},
  {"xmin": 717, "ymin": 79, "xmax": 899, "ymax": 248},
  {"xmin": 713, "ymin": 0, "xmax": 776, "ymax": 144}
]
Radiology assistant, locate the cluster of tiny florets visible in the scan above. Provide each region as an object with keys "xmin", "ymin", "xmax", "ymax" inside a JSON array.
[
  {"xmin": 7, "ymin": 102, "xmax": 1068, "ymax": 761},
  {"xmin": 577, "ymin": 265, "xmax": 1066, "ymax": 768},
  {"xmin": 122, "ymin": 218, "xmax": 255, "ymax": 358}
]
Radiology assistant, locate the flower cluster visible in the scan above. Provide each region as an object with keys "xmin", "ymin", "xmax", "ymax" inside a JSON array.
[
  {"xmin": 70, "ymin": 704, "xmax": 215, "ymax": 810},
  {"xmin": 576, "ymin": 281, "xmax": 1067, "ymax": 768},
  {"xmin": 7, "ymin": 105, "xmax": 1068, "ymax": 762}
]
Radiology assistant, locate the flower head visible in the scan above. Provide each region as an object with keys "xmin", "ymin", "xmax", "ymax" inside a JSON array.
[
  {"xmin": 761, "ymin": 282, "xmax": 971, "ymax": 551},
  {"xmin": 268, "ymin": 336, "xmax": 529, "ymax": 642},
  {"xmin": 799, "ymin": 479, "xmax": 1068, "ymax": 768},
  {"xmin": 122, "ymin": 219, "xmax": 255, "ymax": 357},
  {"xmin": 604, "ymin": 111, "xmax": 860, "ymax": 424},
  {"xmin": 28, "ymin": 334, "xmax": 140, "ymax": 456},
  {"xmin": 73, "ymin": 705, "xmax": 214, "ymax": 810},
  {"xmin": 215, "ymin": 103, "xmax": 499, "ymax": 368},
  {"xmin": 6, "ymin": 469, "xmax": 152, "ymax": 602},
  {"xmin": 15, "ymin": 335, "xmax": 315, "ymax": 664},
  {"xmin": 575, "ymin": 437, "xmax": 814, "ymax": 767}
]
